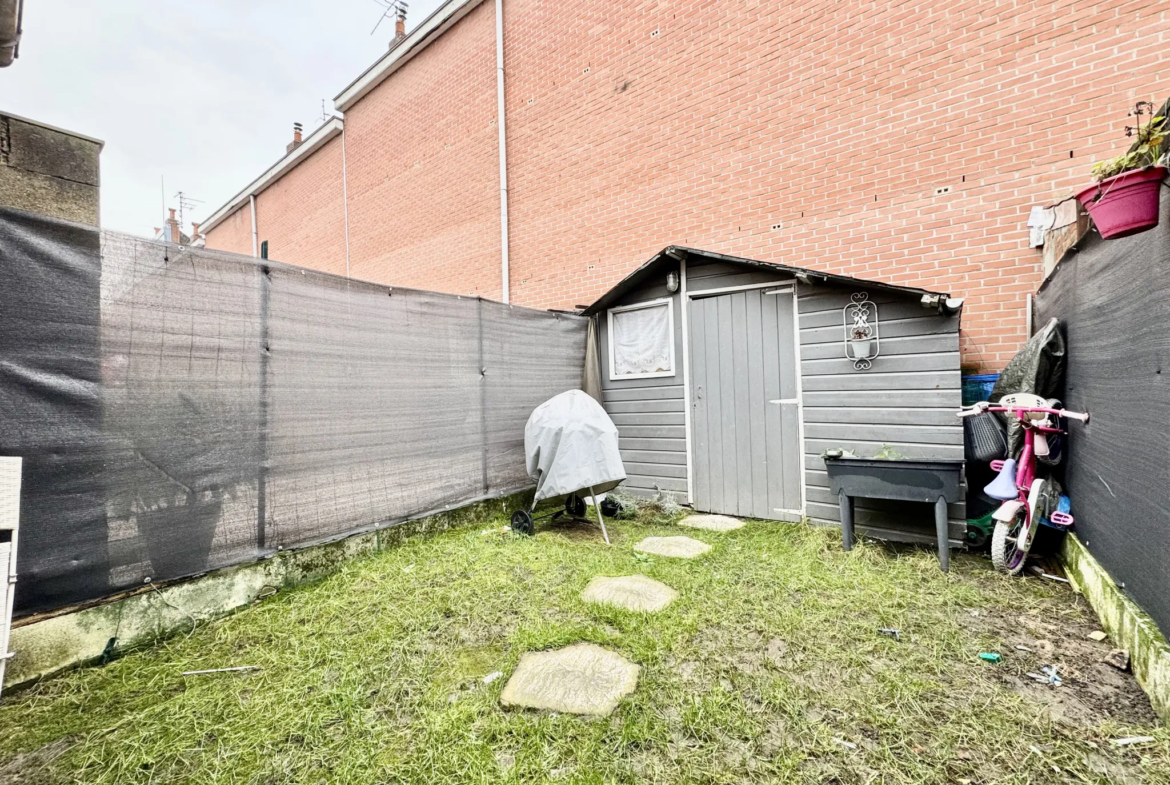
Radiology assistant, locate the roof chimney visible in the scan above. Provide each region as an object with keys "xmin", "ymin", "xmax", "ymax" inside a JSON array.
[
  {"xmin": 394, "ymin": 2, "xmax": 408, "ymax": 44},
  {"xmin": 286, "ymin": 122, "xmax": 304, "ymax": 154},
  {"xmin": 166, "ymin": 208, "xmax": 180, "ymax": 244}
]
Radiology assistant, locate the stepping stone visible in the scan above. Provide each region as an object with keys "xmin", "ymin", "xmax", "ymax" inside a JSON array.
[
  {"xmin": 634, "ymin": 536, "xmax": 711, "ymax": 559},
  {"xmin": 679, "ymin": 514, "xmax": 745, "ymax": 532},
  {"xmin": 581, "ymin": 575, "xmax": 678, "ymax": 612},
  {"xmin": 500, "ymin": 643, "xmax": 640, "ymax": 716}
]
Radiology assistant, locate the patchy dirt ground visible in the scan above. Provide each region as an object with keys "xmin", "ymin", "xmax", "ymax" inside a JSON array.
[
  {"xmin": 960, "ymin": 604, "xmax": 1157, "ymax": 729},
  {"xmin": 1, "ymin": 504, "xmax": 1166, "ymax": 784}
]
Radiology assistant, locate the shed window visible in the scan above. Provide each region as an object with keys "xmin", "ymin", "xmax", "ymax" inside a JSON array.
[{"xmin": 608, "ymin": 299, "xmax": 675, "ymax": 380}]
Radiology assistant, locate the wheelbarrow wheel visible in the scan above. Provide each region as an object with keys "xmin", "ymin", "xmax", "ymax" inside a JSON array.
[
  {"xmin": 564, "ymin": 493, "xmax": 587, "ymax": 518},
  {"xmin": 510, "ymin": 509, "xmax": 535, "ymax": 536}
]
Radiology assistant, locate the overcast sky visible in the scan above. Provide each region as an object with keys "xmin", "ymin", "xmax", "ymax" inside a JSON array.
[{"xmin": 4, "ymin": 0, "xmax": 445, "ymax": 236}]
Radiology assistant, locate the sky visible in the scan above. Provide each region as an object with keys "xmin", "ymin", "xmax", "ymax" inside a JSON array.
[{"xmin": 3, "ymin": 0, "xmax": 445, "ymax": 236}]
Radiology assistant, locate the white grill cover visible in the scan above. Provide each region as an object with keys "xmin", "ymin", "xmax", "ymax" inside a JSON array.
[{"xmin": 525, "ymin": 390, "xmax": 626, "ymax": 502}]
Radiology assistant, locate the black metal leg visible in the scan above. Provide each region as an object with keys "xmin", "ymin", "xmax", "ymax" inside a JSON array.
[
  {"xmin": 934, "ymin": 496, "xmax": 949, "ymax": 572},
  {"xmin": 839, "ymin": 491, "xmax": 854, "ymax": 551}
]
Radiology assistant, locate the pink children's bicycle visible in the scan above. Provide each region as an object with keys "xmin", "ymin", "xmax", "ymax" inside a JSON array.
[{"xmin": 959, "ymin": 394, "xmax": 1089, "ymax": 575}]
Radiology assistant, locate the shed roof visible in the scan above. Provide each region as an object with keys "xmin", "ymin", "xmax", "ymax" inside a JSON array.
[{"xmin": 582, "ymin": 246, "xmax": 961, "ymax": 316}]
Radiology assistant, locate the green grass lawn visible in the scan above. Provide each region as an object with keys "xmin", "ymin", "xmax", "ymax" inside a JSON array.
[{"xmin": 1, "ymin": 501, "xmax": 1167, "ymax": 784}]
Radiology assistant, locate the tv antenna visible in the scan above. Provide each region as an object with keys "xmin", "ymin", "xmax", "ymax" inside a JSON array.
[
  {"xmin": 174, "ymin": 191, "xmax": 204, "ymax": 228},
  {"xmin": 370, "ymin": 0, "xmax": 408, "ymax": 36},
  {"xmin": 320, "ymin": 99, "xmax": 335, "ymax": 123}
]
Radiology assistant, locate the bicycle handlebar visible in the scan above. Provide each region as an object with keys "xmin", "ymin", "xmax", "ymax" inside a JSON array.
[{"xmin": 957, "ymin": 402, "xmax": 1090, "ymax": 424}]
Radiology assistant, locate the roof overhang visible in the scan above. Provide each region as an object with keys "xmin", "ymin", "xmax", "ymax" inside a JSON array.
[
  {"xmin": 200, "ymin": 117, "xmax": 344, "ymax": 234},
  {"xmin": 334, "ymin": 0, "xmax": 489, "ymax": 112},
  {"xmin": 582, "ymin": 246, "xmax": 963, "ymax": 317}
]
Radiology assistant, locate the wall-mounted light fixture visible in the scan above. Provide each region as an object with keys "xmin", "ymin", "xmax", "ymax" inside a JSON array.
[
  {"xmin": 666, "ymin": 271, "xmax": 680, "ymax": 293},
  {"xmin": 844, "ymin": 292, "xmax": 879, "ymax": 370}
]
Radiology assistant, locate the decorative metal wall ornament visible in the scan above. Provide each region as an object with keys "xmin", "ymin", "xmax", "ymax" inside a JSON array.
[{"xmin": 843, "ymin": 292, "xmax": 879, "ymax": 370}]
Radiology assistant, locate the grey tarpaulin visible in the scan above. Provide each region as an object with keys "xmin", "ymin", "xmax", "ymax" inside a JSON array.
[
  {"xmin": 990, "ymin": 317, "xmax": 1066, "ymax": 402},
  {"xmin": 0, "ymin": 207, "xmax": 588, "ymax": 616},
  {"xmin": 1033, "ymin": 191, "xmax": 1170, "ymax": 638},
  {"xmin": 524, "ymin": 390, "xmax": 625, "ymax": 502},
  {"xmin": 990, "ymin": 316, "xmax": 1067, "ymax": 460}
]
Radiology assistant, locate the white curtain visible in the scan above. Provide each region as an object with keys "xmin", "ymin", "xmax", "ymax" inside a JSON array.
[{"xmin": 612, "ymin": 304, "xmax": 671, "ymax": 376}]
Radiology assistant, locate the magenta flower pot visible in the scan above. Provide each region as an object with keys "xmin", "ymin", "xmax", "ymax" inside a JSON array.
[{"xmin": 1076, "ymin": 166, "xmax": 1166, "ymax": 239}]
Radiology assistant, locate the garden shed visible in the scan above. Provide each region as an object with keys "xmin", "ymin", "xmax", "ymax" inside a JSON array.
[{"xmin": 584, "ymin": 246, "xmax": 967, "ymax": 544}]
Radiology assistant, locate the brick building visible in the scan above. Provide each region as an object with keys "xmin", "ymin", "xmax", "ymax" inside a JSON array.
[{"xmin": 200, "ymin": 0, "xmax": 1170, "ymax": 370}]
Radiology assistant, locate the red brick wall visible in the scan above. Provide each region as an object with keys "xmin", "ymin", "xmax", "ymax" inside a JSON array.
[
  {"xmin": 205, "ymin": 202, "xmax": 253, "ymax": 257},
  {"xmin": 254, "ymin": 135, "xmax": 348, "ymax": 277},
  {"xmin": 204, "ymin": 135, "xmax": 348, "ymax": 275},
  {"xmin": 343, "ymin": 0, "xmax": 502, "ymax": 297},
  {"xmin": 503, "ymin": 0, "xmax": 1170, "ymax": 369},
  {"xmin": 205, "ymin": 0, "xmax": 1170, "ymax": 369}
]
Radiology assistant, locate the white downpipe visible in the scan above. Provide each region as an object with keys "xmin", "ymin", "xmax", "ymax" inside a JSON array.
[
  {"xmin": 249, "ymin": 194, "xmax": 258, "ymax": 257},
  {"xmin": 495, "ymin": 0, "xmax": 509, "ymax": 303},
  {"xmin": 341, "ymin": 126, "xmax": 351, "ymax": 279}
]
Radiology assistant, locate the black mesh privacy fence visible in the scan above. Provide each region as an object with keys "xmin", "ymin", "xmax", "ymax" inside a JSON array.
[
  {"xmin": 0, "ymin": 208, "xmax": 586, "ymax": 616},
  {"xmin": 1033, "ymin": 195, "xmax": 1170, "ymax": 639}
]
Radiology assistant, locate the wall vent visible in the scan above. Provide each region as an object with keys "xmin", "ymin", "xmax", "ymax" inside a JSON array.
[{"xmin": 934, "ymin": 186, "xmax": 952, "ymax": 196}]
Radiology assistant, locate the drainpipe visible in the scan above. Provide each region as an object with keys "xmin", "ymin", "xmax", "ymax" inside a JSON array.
[
  {"xmin": 250, "ymin": 194, "xmax": 259, "ymax": 257},
  {"xmin": 495, "ymin": 0, "xmax": 509, "ymax": 303},
  {"xmin": 0, "ymin": 0, "xmax": 21, "ymax": 67},
  {"xmin": 341, "ymin": 126, "xmax": 351, "ymax": 278}
]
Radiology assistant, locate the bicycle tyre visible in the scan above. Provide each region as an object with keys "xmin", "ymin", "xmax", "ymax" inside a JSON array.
[{"xmin": 991, "ymin": 510, "xmax": 1029, "ymax": 576}]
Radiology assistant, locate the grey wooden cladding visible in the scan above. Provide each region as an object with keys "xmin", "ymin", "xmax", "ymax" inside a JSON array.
[
  {"xmin": 800, "ymin": 333, "xmax": 958, "ymax": 361},
  {"xmin": 603, "ymin": 385, "xmax": 685, "ymax": 402},
  {"xmin": 804, "ymin": 406, "xmax": 959, "ymax": 426},
  {"xmin": 608, "ymin": 411, "xmax": 684, "ymax": 426},
  {"xmin": 622, "ymin": 449, "xmax": 687, "ymax": 466},
  {"xmin": 686, "ymin": 261, "xmax": 790, "ymax": 293},
  {"xmin": 797, "ymin": 282, "xmax": 964, "ymax": 538},
  {"xmin": 803, "ymin": 389, "xmax": 957, "ymax": 407},
  {"xmin": 605, "ymin": 398, "xmax": 685, "ymax": 414},
  {"xmin": 802, "ymin": 314, "xmax": 957, "ymax": 344},
  {"xmin": 802, "ymin": 370, "xmax": 958, "ymax": 392},
  {"xmin": 597, "ymin": 272, "xmax": 689, "ymax": 499},
  {"xmin": 802, "ymin": 353, "xmax": 958, "ymax": 376}
]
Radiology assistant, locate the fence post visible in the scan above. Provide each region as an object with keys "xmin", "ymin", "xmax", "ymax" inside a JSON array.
[
  {"xmin": 257, "ymin": 265, "xmax": 270, "ymax": 550},
  {"xmin": 478, "ymin": 298, "xmax": 489, "ymax": 495}
]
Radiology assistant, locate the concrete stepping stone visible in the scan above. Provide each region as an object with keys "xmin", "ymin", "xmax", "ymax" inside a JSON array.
[
  {"xmin": 678, "ymin": 514, "xmax": 745, "ymax": 532},
  {"xmin": 634, "ymin": 536, "xmax": 711, "ymax": 559},
  {"xmin": 581, "ymin": 575, "xmax": 678, "ymax": 612},
  {"xmin": 500, "ymin": 642, "xmax": 640, "ymax": 716}
]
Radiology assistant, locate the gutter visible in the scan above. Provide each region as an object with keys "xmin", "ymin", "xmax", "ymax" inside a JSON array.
[
  {"xmin": 0, "ymin": 0, "xmax": 23, "ymax": 67},
  {"xmin": 335, "ymin": 0, "xmax": 489, "ymax": 112},
  {"xmin": 200, "ymin": 117, "xmax": 343, "ymax": 235}
]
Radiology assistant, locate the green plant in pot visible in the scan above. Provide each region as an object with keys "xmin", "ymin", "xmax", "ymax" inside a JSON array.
[{"xmin": 1076, "ymin": 100, "xmax": 1169, "ymax": 239}]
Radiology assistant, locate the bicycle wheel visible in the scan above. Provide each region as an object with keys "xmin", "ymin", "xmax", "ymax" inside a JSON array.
[{"xmin": 991, "ymin": 506, "xmax": 1029, "ymax": 575}]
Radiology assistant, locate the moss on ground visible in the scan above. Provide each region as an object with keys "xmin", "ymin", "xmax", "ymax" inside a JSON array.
[{"xmin": 1, "ymin": 502, "xmax": 1167, "ymax": 784}]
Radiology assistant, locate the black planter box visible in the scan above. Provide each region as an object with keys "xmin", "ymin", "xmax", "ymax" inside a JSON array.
[{"xmin": 823, "ymin": 457, "xmax": 965, "ymax": 571}]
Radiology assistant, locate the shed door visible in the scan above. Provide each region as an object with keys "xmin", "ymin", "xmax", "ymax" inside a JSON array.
[{"xmin": 690, "ymin": 288, "xmax": 802, "ymax": 520}]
